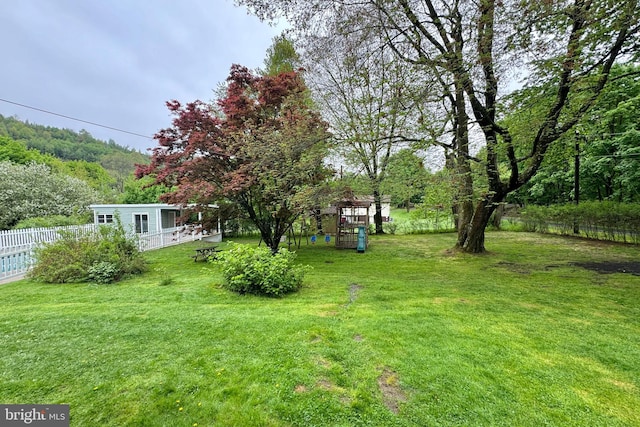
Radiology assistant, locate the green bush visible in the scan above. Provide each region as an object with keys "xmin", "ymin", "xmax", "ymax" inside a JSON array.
[
  {"xmin": 87, "ymin": 261, "xmax": 120, "ymax": 284},
  {"xmin": 29, "ymin": 218, "xmax": 148, "ymax": 284},
  {"xmin": 520, "ymin": 201, "xmax": 640, "ymax": 243},
  {"xmin": 13, "ymin": 213, "xmax": 93, "ymax": 229},
  {"xmin": 383, "ymin": 221, "xmax": 398, "ymax": 235},
  {"xmin": 28, "ymin": 233, "xmax": 94, "ymax": 283},
  {"xmin": 214, "ymin": 243, "xmax": 309, "ymax": 297}
]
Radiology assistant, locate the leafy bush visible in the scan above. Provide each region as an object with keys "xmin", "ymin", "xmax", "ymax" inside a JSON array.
[
  {"xmin": 28, "ymin": 233, "xmax": 94, "ymax": 283},
  {"xmin": 383, "ymin": 221, "xmax": 398, "ymax": 235},
  {"xmin": 214, "ymin": 243, "xmax": 309, "ymax": 297},
  {"xmin": 87, "ymin": 261, "xmax": 120, "ymax": 284},
  {"xmin": 29, "ymin": 218, "xmax": 147, "ymax": 284},
  {"xmin": 13, "ymin": 213, "xmax": 92, "ymax": 229}
]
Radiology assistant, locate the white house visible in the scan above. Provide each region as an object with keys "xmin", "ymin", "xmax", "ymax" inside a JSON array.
[{"xmin": 88, "ymin": 204, "xmax": 221, "ymax": 242}]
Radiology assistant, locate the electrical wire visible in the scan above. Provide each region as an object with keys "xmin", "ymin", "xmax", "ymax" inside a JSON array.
[{"xmin": 0, "ymin": 97, "xmax": 153, "ymax": 140}]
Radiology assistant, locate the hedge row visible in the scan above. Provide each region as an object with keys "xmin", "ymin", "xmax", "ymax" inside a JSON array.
[{"xmin": 520, "ymin": 201, "xmax": 640, "ymax": 244}]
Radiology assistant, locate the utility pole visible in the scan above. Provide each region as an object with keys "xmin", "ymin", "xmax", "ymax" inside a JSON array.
[{"xmin": 573, "ymin": 135, "xmax": 581, "ymax": 234}]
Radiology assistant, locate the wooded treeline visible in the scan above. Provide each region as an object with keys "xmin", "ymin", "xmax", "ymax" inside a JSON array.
[
  {"xmin": 0, "ymin": 115, "xmax": 154, "ymax": 229},
  {"xmin": 0, "ymin": 114, "xmax": 146, "ymax": 163}
]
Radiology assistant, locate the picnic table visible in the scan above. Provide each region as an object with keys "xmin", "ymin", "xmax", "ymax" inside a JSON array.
[{"xmin": 192, "ymin": 246, "xmax": 220, "ymax": 262}]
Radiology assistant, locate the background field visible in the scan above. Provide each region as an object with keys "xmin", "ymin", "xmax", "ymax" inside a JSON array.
[{"xmin": 1, "ymin": 232, "xmax": 639, "ymax": 426}]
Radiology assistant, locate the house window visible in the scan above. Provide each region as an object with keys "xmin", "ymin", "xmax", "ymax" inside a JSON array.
[
  {"xmin": 161, "ymin": 211, "xmax": 177, "ymax": 229},
  {"xmin": 134, "ymin": 214, "xmax": 149, "ymax": 233},
  {"xmin": 97, "ymin": 214, "xmax": 114, "ymax": 224}
]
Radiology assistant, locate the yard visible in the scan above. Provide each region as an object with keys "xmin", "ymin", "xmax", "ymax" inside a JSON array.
[{"xmin": 1, "ymin": 232, "xmax": 639, "ymax": 426}]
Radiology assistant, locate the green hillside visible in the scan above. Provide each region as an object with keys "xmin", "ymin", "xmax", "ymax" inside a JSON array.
[
  {"xmin": 0, "ymin": 114, "xmax": 147, "ymax": 162},
  {"xmin": 0, "ymin": 114, "xmax": 149, "ymax": 192},
  {"xmin": 0, "ymin": 115, "xmax": 157, "ymax": 229}
]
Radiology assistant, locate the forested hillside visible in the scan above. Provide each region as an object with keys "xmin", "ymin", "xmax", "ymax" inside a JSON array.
[
  {"xmin": 0, "ymin": 115, "xmax": 155, "ymax": 229},
  {"xmin": 0, "ymin": 114, "xmax": 149, "ymax": 192},
  {"xmin": 0, "ymin": 114, "xmax": 146, "ymax": 162}
]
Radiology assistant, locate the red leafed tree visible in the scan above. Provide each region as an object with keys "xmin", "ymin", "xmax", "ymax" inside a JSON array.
[{"xmin": 137, "ymin": 64, "xmax": 332, "ymax": 253}]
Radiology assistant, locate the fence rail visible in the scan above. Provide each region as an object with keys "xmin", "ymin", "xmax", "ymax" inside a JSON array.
[
  {"xmin": 0, "ymin": 224, "xmax": 97, "ymax": 249},
  {"xmin": 0, "ymin": 225, "xmax": 209, "ymax": 282},
  {"xmin": 0, "ymin": 245, "xmax": 35, "ymax": 281},
  {"xmin": 137, "ymin": 227, "xmax": 204, "ymax": 251}
]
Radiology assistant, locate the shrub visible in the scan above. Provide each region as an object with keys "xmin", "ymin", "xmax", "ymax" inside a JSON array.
[
  {"xmin": 383, "ymin": 221, "xmax": 398, "ymax": 235},
  {"xmin": 28, "ymin": 233, "xmax": 94, "ymax": 283},
  {"xmin": 214, "ymin": 243, "xmax": 309, "ymax": 297},
  {"xmin": 87, "ymin": 261, "xmax": 120, "ymax": 284},
  {"xmin": 29, "ymin": 218, "xmax": 148, "ymax": 284},
  {"xmin": 13, "ymin": 213, "xmax": 93, "ymax": 229},
  {"xmin": 520, "ymin": 202, "xmax": 640, "ymax": 244}
]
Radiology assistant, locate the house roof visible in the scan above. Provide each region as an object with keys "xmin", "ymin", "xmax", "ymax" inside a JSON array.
[
  {"xmin": 89, "ymin": 203, "xmax": 218, "ymax": 209},
  {"xmin": 335, "ymin": 200, "xmax": 373, "ymax": 208}
]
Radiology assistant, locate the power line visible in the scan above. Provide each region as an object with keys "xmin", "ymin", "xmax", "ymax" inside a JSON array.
[{"xmin": 0, "ymin": 97, "xmax": 153, "ymax": 140}]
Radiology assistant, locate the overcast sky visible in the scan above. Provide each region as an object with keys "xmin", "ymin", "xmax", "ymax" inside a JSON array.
[{"xmin": 0, "ymin": 0, "xmax": 286, "ymax": 152}]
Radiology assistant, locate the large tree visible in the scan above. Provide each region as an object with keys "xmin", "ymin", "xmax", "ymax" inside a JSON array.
[
  {"xmin": 303, "ymin": 17, "xmax": 431, "ymax": 234},
  {"xmin": 237, "ymin": 0, "xmax": 640, "ymax": 252},
  {"xmin": 504, "ymin": 64, "xmax": 640, "ymax": 205},
  {"xmin": 138, "ymin": 65, "xmax": 332, "ymax": 253}
]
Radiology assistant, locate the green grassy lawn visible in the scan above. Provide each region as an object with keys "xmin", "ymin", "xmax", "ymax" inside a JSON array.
[{"xmin": 1, "ymin": 232, "xmax": 639, "ymax": 426}]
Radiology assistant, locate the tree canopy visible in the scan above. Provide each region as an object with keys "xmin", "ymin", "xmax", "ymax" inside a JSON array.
[
  {"xmin": 381, "ymin": 149, "xmax": 430, "ymax": 210},
  {"xmin": 138, "ymin": 65, "xmax": 332, "ymax": 252},
  {"xmin": 237, "ymin": 0, "xmax": 640, "ymax": 252}
]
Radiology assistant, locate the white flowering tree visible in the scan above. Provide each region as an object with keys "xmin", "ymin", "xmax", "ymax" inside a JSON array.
[{"xmin": 0, "ymin": 162, "xmax": 99, "ymax": 229}]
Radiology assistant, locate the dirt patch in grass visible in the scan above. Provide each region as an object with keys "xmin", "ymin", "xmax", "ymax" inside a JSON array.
[
  {"xmin": 378, "ymin": 367, "xmax": 407, "ymax": 414},
  {"xmin": 315, "ymin": 356, "xmax": 331, "ymax": 369},
  {"xmin": 345, "ymin": 283, "xmax": 363, "ymax": 307},
  {"xmin": 494, "ymin": 261, "xmax": 531, "ymax": 274},
  {"xmin": 349, "ymin": 283, "xmax": 362, "ymax": 300},
  {"xmin": 493, "ymin": 260, "xmax": 640, "ymax": 276},
  {"xmin": 571, "ymin": 261, "xmax": 640, "ymax": 276},
  {"xmin": 316, "ymin": 378, "xmax": 334, "ymax": 391}
]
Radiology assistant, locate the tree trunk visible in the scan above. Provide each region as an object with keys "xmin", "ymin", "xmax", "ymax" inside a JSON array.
[
  {"xmin": 450, "ymin": 75, "xmax": 474, "ymax": 247},
  {"xmin": 491, "ymin": 203, "xmax": 504, "ymax": 229},
  {"xmin": 313, "ymin": 208, "xmax": 323, "ymax": 234},
  {"xmin": 460, "ymin": 198, "xmax": 499, "ymax": 253},
  {"xmin": 373, "ymin": 189, "xmax": 385, "ymax": 234},
  {"xmin": 260, "ymin": 230, "xmax": 280, "ymax": 254},
  {"xmin": 445, "ymin": 151, "xmax": 459, "ymax": 231}
]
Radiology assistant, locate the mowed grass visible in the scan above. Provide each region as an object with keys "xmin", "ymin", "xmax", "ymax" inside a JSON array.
[{"xmin": 1, "ymin": 232, "xmax": 639, "ymax": 426}]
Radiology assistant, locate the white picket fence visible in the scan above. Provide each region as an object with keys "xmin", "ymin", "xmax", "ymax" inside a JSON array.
[
  {"xmin": 0, "ymin": 225, "xmax": 206, "ymax": 282},
  {"xmin": 0, "ymin": 224, "xmax": 97, "ymax": 248}
]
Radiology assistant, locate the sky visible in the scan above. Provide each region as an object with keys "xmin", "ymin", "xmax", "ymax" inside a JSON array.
[{"xmin": 0, "ymin": 0, "xmax": 286, "ymax": 152}]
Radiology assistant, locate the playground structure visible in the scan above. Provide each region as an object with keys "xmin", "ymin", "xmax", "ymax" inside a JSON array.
[
  {"xmin": 334, "ymin": 200, "xmax": 372, "ymax": 250},
  {"xmin": 279, "ymin": 199, "xmax": 372, "ymax": 252}
]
